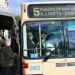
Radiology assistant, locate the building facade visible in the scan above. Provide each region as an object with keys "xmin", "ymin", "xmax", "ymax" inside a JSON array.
[{"xmin": 0, "ymin": 0, "xmax": 8, "ymax": 8}]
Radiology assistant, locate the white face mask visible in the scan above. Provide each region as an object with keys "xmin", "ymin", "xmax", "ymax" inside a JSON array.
[{"xmin": 5, "ymin": 39, "xmax": 11, "ymax": 46}]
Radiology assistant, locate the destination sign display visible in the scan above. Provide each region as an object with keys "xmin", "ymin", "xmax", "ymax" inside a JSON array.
[{"xmin": 28, "ymin": 4, "xmax": 75, "ymax": 18}]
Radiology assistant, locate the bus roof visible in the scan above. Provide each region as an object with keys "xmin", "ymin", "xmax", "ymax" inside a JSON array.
[
  {"xmin": 0, "ymin": 8, "xmax": 17, "ymax": 30},
  {"xmin": 0, "ymin": 8, "xmax": 14, "ymax": 17},
  {"xmin": 22, "ymin": 1, "xmax": 75, "ymax": 5}
]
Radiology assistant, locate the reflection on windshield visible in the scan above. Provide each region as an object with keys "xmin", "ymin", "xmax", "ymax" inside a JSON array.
[{"xmin": 23, "ymin": 21, "xmax": 75, "ymax": 59}]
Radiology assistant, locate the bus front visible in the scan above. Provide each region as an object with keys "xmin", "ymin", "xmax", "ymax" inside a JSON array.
[{"xmin": 21, "ymin": 2, "xmax": 75, "ymax": 75}]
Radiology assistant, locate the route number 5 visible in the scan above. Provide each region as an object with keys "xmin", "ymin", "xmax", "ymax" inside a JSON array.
[{"xmin": 33, "ymin": 8, "xmax": 40, "ymax": 16}]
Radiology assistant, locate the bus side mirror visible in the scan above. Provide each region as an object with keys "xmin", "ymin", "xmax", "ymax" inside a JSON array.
[
  {"xmin": 43, "ymin": 52, "xmax": 51, "ymax": 62},
  {"xmin": 43, "ymin": 42, "xmax": 55, "ymax": 62}
]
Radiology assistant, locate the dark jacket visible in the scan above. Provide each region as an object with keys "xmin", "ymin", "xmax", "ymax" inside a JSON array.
[
  {"xmin": 27, "ymin": 38, "xmax": 35, "ymax": 49},
  {"xmin": 11, "ymin": 38, "xmax": 19, "ymax": 54},
  {"xmin": 27, "ymin": 38, "xmax": 36, "ymax": 58},
  {"xmin": 11, "ymin": 42, "xmax": 19, "ymax": 54},
  {"xmin": 0, "ymin": 45, "xmax": 15, "ymax": 67}
]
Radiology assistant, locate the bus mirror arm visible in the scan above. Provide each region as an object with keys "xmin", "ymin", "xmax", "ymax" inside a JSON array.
[
  {"xmin": 43, "ymin": 54, "xmax": 50, "ymax": 62},
  {"xmin": 43, "ymin": 46, "xmax": 55, "ymax": 62},
  {"xmin": 43, "ymin": 51, "xmax": 51, "ymax": 62}
]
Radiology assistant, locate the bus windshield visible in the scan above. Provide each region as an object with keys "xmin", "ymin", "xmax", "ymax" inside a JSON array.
[{"xmin": 23, "ymin": 21, "xmax": 75, "ymax": 59}]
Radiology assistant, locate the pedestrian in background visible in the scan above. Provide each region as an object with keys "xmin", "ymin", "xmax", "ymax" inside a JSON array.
[
  {"xmin": 0, "ymin": 36, "xmax": 16, "ymax": 75},
  {"xmin": 10, "ymin": 37, "xmax": 19, "ymax": 74},
  {"xmin": 11, "ymin": 37, "xmax": 19, "ymax": 54}
]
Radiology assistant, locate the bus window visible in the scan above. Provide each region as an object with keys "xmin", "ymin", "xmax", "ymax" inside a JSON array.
[
  {"xmin": 27, "ymin": 26, "xmax": 39, "ymax": 58},
  {"xmin": 23, "ymin": 21, "xmax": 65, "ymax": 59}
]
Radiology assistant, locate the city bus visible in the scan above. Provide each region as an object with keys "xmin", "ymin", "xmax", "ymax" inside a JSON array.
[
  {"xmin": 21, "ymin": 1, "xmax": 75, "ymax": 75},
  {"xmin": 0, "ymin": 8, "xmax": 18, "ymax": 41}
]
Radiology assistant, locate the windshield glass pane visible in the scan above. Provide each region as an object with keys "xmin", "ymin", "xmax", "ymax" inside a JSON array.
[
  {"xmin": 67, "ymin": 21, "xmax": 75, "ymax": 57},
  {"xmin": 23, "ymin": 21, "xmax": 65, "ymax": 59}
]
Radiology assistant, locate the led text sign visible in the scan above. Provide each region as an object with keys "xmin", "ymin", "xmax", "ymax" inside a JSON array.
[{"xmin": 28, "ymin": 4, "xmax": 75, "ymax": 18}]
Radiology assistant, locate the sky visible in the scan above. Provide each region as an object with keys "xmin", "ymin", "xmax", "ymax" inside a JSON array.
[{"xmin": 9, "ymin": 0, "xmax": 75, "ymax": 15}]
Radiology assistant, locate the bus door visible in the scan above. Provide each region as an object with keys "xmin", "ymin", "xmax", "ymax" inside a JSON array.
[
  {"xmin": 43, "ymin": 21, "xmax": 75, "ymax": 75},
  {"xmin": 22, "ymin": 23, "xmax": 43, "ymax": 75}
]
